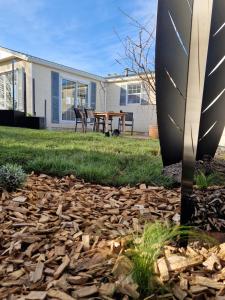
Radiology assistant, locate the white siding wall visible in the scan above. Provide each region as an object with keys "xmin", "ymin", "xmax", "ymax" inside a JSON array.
[
  {"xmin": 106, "ymin": 80, "xmax": 157, "ymax": 132},
  {"xmin": 32, "ymin": 63, "xmax": 105, "ymax": 128}
]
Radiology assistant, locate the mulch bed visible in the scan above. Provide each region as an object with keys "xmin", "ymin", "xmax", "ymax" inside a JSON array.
[
  {"xmin": 162, "ymin": 158, "xmax": 225, "ymax": 184},
  {"xmin": 191, "ymin": 188, "xmax": 225, "ymax": 232},
  {"xmin": 0, "ymin": 174, "xmax": 224, "ymax": 299}
]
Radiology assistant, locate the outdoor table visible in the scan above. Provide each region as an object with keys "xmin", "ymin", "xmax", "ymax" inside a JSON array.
[{"xmin": 93, "ymin": 112, "xmax": 126, "ymax": 132}]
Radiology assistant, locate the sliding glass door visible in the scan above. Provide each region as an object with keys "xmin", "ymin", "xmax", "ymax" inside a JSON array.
[
  {"xmin": 61, "ymin": 79, "xmax": 76, "ymax": 121},
  {"xmin": 61, "ymin": 78, "xmax": 89, "ymax": 122}
]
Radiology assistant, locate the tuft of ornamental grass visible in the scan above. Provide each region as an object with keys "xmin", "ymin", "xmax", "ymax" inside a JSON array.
[
  {"xmin": 195, "ymin": 171, "xmax": 224, "ymax": 189},
  {"xmin": 127, "ymin": 222, "xmax": 215, "ymax": 296}
]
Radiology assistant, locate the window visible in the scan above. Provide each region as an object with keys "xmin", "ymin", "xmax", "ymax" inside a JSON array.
[
  {"xmin": 127, "ymin": 83, "xmax": 141, "ymax": 104},
  {"xmin": 0, "ymin": 71, "xmax": 18, "ymax": 110},
  {"xmin": 125, "ymin": 83, "xmax": 150, "ymax": 105},
  {"xmin": 61, "ymin": 79, "xmax": 76, "ymax": 121},
  {"xmin": 77, "ymin": 83, "xmax": 88, "ymax": 108}
]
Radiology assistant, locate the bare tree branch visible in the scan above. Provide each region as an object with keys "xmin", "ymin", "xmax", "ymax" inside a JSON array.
[{"xmin": 116, "ymin": 9, "xmax": 156, "ymax": 104}]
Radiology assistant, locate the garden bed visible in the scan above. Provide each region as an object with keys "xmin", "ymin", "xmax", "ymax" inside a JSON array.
[{"xmin": 0, "ymin": 174, "xmax": 225, "ymax": 299}]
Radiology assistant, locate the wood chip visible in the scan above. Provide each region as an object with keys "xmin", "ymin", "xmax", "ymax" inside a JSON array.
[
  {"xmin": 172, "ymin": 285, "xmax": 188, "ymax": 300},
  {"xmin": 9, "ymin": 268, "xmax": 25, "ymax": 279},
  {"xmin": 74, "ymin": 285, "xmax": 98, "ymax": 298},
  {"xmin": 56, "ymin": 204, "xmax": 63, "ymax": 216},
  {"xmin": 67, "ymin": 275, "xmax": 90, "ymax": 285},
  {"xmin": 32, "ymin": 261, "xmax": 44, "ymax": 283},
  {"xmin": 180, "ymin": 277, "xmax": 188, "ymax": 291},
  {"xmin": 26, "ymin": 291, "xmax": 47, "ymax": 300},
  {"xmin": 203, "ymin": 253, "xmax": 222, "ymax": 271},
  {"xmin": 190, "ymin": 285, "xmax": 209, "ymax": 294},
  {"xmin": 13, "ymin": 196, "xmax": 27, "ymax": 203},
  {"xmin": 54, "ymin": 255, "xmax": 70, "ymax": 279},
  {"xmin": 157, "ymin": 257, "xmax": 169, "ymax": 282},
  {"xmin": 191, "ymin": 276, "xmax": 225, "ymax": 290},
  {"xmin": 47, "ymin": 289, "xmax": 75, "ymax": 300},
  {"xmin": 167, "ymin": 255, "xmax": 204, "ymax": 271},
  {"xmin": 99, "ymin": 283, "xmax": 116, "ymax": 297},
  {"xmin": 55, "ymin": 245, "xmax": 66, "ymax": 256},
  {"xmin": 82, "ymin": 234, "xmax": 90, "ymax": 251}
]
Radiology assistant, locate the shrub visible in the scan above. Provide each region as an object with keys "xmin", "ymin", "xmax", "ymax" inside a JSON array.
[{"xmin": 0, "ymin": 164, "xmax": 27, "ymax": 191}]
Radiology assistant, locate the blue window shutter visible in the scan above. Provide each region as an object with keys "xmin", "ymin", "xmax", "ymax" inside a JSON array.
[
  {"xmin": 120, "ymin": 85, "xmax": 127, "ymax": 106},
  {"xmin": 90, "ymin": 82, "xmax": 96, "ymax": 109},
  {"xmin": 51, "ymin": 71, "xmax": 60, "ymax": 123}
]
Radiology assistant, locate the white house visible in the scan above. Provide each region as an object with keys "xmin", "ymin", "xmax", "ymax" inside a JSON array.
[
  {"xmin": 0, "ymin": 45, "xmax": 225, "ymax": 146},
  {"xmin": 0, "ymin": 46, "xmax": 156, "ymax": 133}
]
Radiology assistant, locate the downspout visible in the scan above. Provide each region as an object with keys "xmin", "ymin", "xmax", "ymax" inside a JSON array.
[{"xmin": 100, "ymin": 81, "xmax": 107, "ymax": 111}]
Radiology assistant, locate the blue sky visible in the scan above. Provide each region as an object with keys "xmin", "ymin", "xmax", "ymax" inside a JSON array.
[{"xmin": 0, "ymin": 0, "xmax": 157, "ymax": 76}]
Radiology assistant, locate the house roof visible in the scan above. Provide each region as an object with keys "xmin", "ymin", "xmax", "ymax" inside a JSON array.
[
  {"xmin": 0, "ymin": 45, "xmax": 154, "ymax": 83},
  {"xmin": 0, "ymin": 46, "xmax": 105, "ymax": 81}
]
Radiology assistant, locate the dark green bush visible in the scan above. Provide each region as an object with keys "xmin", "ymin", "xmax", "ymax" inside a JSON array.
[{"xmin": 0, "ymin": 164, "xmax": 27, "ymax": 191}]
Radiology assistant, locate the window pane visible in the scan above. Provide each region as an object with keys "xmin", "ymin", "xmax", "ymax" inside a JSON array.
[
  {"xmin": 61, "ymin": 79, "xmax": 76, "ymax": 121},
  {"xmin": 77, "ymin": 83, "xmax": 88, "ymax": 108},
  {"xmin": 128, "ymin": 84, "xmax": 141, "ymax": 94},
  {"xmin": 128, "ymin": 94, "xmax": 140, "ymax": 104}
]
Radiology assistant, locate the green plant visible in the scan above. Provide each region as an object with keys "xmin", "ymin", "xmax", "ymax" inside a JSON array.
[
  {"xmin": 0, "ymin": 163, "xmax": 27, "ymax": 191},
  {"xmin": 127, "ymin": 222, "xmax": 215, "ymax": 296},
  {"xmin": 195, "ymin": 171, "xmax": 208, "ymax": 189},
  {"xmin": 195, "ymin": 171, "xmax": 222, "ymax": 189}
]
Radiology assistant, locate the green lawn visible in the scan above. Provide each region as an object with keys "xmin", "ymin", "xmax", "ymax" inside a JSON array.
[{"xmin": 0, "ymin": 126, "xmax": 172, "ymax": 187}]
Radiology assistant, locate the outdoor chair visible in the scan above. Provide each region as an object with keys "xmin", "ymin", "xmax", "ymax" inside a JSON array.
[
  {"xmin": 74, "ymin": 108, "xmax": 86, "ymax": 133},
  {"xmin": 108, "ymin": 114, "xmax": 113, "ymax": 132},
  {"xmin": 95, "ymin": 116, "xmax": 106, "ymax": 132},
  {"xmin": 118, "ymin": 111, "xmax": 134, "ymax": 135},
  {"xmin": 84, "ymin": 108, "xmax": 97, "ymax": 131}
]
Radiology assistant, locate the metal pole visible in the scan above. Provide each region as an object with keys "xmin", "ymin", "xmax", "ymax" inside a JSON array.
[{"xmin": 180, "ymin": 0, "xmax": 213, "ymax": 225}]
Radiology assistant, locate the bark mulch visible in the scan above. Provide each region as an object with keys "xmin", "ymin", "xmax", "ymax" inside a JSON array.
[{"xmin": 0, "ymin": 174, "xmax": 224, "ymax": 299}]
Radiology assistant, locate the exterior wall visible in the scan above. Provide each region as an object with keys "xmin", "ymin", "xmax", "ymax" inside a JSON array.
[
  {"xmin": 106, "ymin": 79, "xmax": 157, "ymax": 132},
  {"xmin": 32, "ymin": 63, "xmax": 105, "ymax": 128},
  {"xmin": 0, "ymin": 58, "xmax": 33, "ymax": 113}
]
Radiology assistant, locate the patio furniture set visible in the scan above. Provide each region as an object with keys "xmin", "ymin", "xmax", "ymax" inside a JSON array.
[{"xmin": 74, "ymin": 108, "xmax": 134, "ymax": 135}]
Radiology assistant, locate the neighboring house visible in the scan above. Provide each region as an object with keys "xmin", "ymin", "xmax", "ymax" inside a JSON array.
[{"xmin": 0, "ymin": 46, "xmax": 156, "ymax": 132}]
